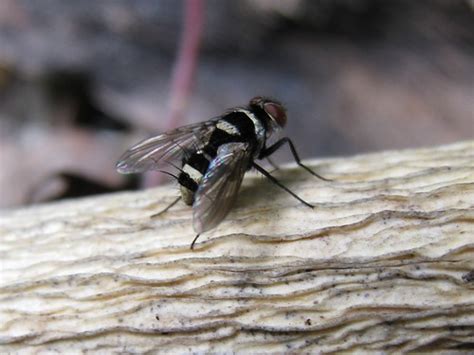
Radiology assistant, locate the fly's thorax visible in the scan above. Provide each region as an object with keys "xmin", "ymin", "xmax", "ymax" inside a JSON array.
[
  {"xmin": 237, "ymin": 108, "xmax": 266, "ymax": 157},
  {"xmin": 207, "ymin": 109, "xmax": 263, "ymax": 158},
  {"xmin": 215, "ymin": 120, "xmax": 240, "ymax": 135}
]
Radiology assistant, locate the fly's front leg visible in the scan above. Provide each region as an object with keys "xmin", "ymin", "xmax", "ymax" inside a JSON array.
[
  {"xmin": 253, "ymin": 163, "xmax": 314, "ymax": 208},
  {"xmin": 259, "ymin": 137, "xmax": 331, "ymax": 182}
]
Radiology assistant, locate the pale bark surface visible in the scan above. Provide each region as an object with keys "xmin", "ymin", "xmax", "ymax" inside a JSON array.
[{"xmin": 1, "ymin": 141, "xmax": 473, "ymax": 353}]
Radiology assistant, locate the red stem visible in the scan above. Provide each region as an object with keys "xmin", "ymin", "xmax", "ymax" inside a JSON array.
[
  {"xmin": 143, "ymin": 0, "xmax": 205, "ymax": 188},
  {"xmin": 166, "ymin": 0, "xmax": 204, "ymax": 130}
]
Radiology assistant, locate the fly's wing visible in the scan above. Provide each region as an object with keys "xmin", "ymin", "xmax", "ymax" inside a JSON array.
[
  {"xmin": 193, "ymin": 142, "xmax": 251, "ymax": 233},
  {"xmin": 116, "ymin": 120, "xmax": 217, "ymax": 173}
]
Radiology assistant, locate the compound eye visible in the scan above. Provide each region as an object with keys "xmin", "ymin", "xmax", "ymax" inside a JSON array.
[{"xmin": 264, "ymin": 102, "xmax": 287, "ymax": 127}]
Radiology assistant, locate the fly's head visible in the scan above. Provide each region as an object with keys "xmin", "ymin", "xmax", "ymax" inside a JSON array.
[{"xmin": 249, "ymin": 96, "xmax": 287, "ymax": 137}]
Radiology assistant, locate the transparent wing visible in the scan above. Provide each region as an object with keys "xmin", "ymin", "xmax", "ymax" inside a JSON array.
[
  {"xmin": 116, "ymin": 120, "xmax": 217, "ymax": 173},
  {"xmin": 193, "ymin": 142, "xmax": 251, "ymax": 233}
]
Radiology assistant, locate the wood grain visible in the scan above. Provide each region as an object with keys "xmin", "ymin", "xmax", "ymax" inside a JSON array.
[{"xmin": 1, "ymin": 141, "xmax": 473, "ymax": 353}]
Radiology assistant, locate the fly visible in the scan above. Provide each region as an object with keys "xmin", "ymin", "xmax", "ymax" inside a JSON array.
[{"xmin": 116, "ymin": 97, "xmax": 330, "ymax": 249}]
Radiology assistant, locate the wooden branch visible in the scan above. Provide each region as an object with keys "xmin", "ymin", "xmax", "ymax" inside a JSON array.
[{"xmin": 1, "ymin": 141, "xmax": 473, "ymax": 353}]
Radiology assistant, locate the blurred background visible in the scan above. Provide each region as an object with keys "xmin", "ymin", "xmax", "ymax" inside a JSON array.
[{"xmin": 0, "ymin": 0, "xmax": 473, "ymax": 208}]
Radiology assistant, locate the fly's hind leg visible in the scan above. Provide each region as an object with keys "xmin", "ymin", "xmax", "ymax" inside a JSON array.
[
  {"xmin": 190, "ymin": 234, "xmax": 201, "ymax": 250},
  {"xmin": 150, "ymin": 196, "xmax": 181, "ymax": 218}
]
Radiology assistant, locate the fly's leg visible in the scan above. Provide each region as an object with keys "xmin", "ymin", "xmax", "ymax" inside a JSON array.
[
  {"xmin": 253, "ymin": 163, "xmax": 314, "ymax": 208},
  {"xmin": 150, "ymin": 196, "xmax": 181, "ymax": 218},
  {"xmin": 259, "ymin": 137, "xmax": 331, "ymax": 182},
  {"xmin": 190, "ymin": 234, "xmax": 201, "ymax": 249},
  {"xmin": 151, "ymin": 201, "xmax": 201, "ymax": 250}
]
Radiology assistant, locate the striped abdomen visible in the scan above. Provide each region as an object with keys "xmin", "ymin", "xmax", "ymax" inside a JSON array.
[{"xmin": 178, "ymin": 110, "xmax": 259, "ymax": 205}]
